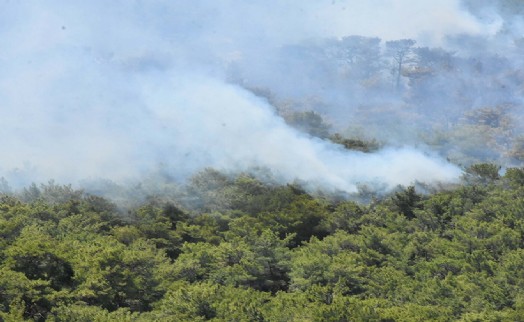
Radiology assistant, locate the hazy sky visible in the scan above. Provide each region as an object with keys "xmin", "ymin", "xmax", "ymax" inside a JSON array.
[{"xmin": 1, "ymin": 0, "xmax": 494, "ymax": 190}]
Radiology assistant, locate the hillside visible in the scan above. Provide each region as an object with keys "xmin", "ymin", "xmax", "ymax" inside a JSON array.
[{"xmin": 1, "ymin": 166, "xmax": 524, "ymax": 321}]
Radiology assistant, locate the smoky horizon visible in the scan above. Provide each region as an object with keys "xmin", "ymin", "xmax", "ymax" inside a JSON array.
[{"xmin": 0, "ymin": 0, "xmax": 522, "ymax": 195}]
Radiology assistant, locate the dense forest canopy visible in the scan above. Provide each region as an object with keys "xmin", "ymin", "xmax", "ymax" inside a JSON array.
[
  {"xmin": 1, "ymin": 167, "xmax": 524, "ymax": 320},
  {"xmin": 2, "ymin": 0, "xmax": 524, "ymax": 320}
]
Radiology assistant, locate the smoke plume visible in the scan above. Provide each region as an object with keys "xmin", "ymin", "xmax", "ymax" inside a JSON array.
[{"xmin": 2, "ymin": 0, "xmax": 504, "ymax": 192}]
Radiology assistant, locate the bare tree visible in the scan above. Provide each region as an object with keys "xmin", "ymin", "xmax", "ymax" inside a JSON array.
[{"xmin": 386, "ymin": 39, "xmax": 416, "ymax": 90}]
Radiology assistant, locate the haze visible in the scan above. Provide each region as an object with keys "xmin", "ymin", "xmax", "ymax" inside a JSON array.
[{"xmin": 0, "ymin": 1, "xmax": 516, "ymax": 192}]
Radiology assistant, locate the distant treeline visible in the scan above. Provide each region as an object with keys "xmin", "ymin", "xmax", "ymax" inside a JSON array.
[{"xmin": 237, "ymin": 33, "xmax": 524, "ymax": 167}]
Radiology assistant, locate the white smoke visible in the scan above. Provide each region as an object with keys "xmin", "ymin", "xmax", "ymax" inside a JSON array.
[
  {"xmin": 141, "ymin": 76, "xmax": 462, "ymax": 192},
  {"xmin": 0, "ymin": 0, "xmax": 477, "ymax": 191}
]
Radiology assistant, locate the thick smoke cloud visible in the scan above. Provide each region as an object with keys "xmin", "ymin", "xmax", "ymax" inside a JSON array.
[{"xmin": 1, "ymin": 0, "xmax": 488, "ymax": 192}]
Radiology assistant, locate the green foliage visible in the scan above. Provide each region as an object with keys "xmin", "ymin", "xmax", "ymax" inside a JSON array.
[
  {"xmin": 49, "ymin": 305, "xmax": 139, "ymax": 322},
  {"xmin": 281, "ymin": 110, "xmax": 331, "ymax": 139},
  {"xmin": 463, "ymin": 163, "xmax": 501, "ymax": 185},
  {"xmin": 503, "ymin": 167, "xmax": 524, "ymax": 187},
  {"xmin": 1, "ymin": 170, "xmax": 524, "ymax": 319},
  {"xmin": 329, "ymin": 133, "xmax": 381, "ymax": 152},
  {"xmin": 319, "ymin": 200, "xmax": 364, "ymax": 233},
  {"xmin": 392, "ymin": 185, "xmax": 422, "ymax": 219}
]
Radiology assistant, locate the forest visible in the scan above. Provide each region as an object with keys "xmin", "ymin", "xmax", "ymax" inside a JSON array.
[
  {"xmin": 3, "ymin": 1, "xmax": 524, "ymax": 321},
  {"xmin": 236, "ymin": 32, "xmax": 524, "ymax": 170},
  {"xmin": 1, "ymin": 164, "xmax": 524, "ymax": 321}
]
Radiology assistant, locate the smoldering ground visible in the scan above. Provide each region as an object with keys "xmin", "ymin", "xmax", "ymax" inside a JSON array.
[{"xmin": 1, "ymin": 0, "xmax": 514, "ymax": 195}]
